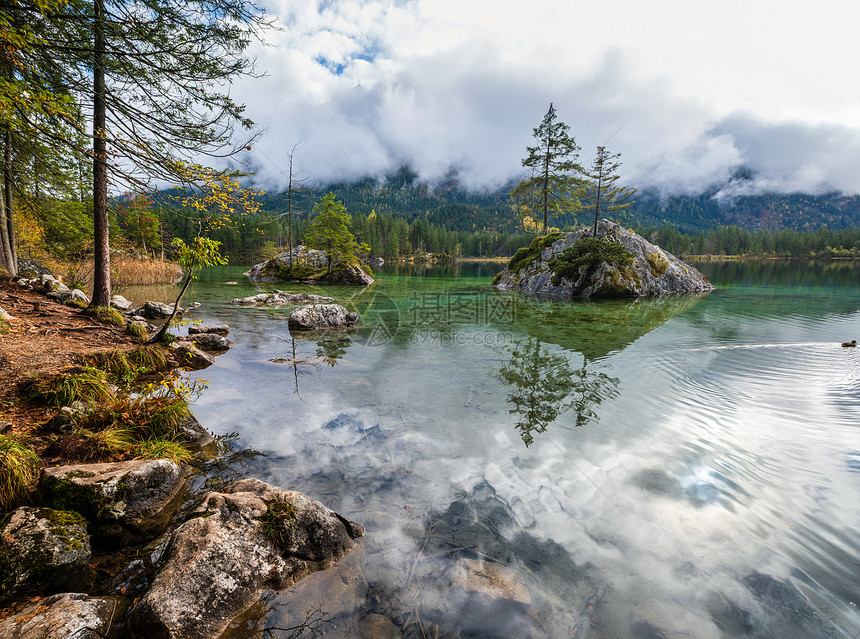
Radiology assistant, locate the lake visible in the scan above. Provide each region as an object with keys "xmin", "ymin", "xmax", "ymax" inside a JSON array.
[{"xmin": 162, "ymin": 259, "xmax": 860, "ymax": 638}]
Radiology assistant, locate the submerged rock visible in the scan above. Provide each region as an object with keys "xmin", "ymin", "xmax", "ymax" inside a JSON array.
[
  {"xmin": 288, "ymin": 304, "xmax": 359, "ymax": 330},
  {"xmin": 36, "ymin": 460, "xmax": 188, "ymax": 543},
  {"xmin": 494, "ymin": 219, "xmax": 713, "ymax": 297},
  {"xmin": 245, "ymin": 245, "xmax": 374, "ymax": 286},
  {"xmin": 0, "ymin": 593, "xmax": 125, "ymax": 639},
  {"xmin": 127, "ymin": 478, "xmax": 363, "ymax": 639},
  {"xmin": 0, "ymin": 507, "xmax": 92, "ymax": 602}
]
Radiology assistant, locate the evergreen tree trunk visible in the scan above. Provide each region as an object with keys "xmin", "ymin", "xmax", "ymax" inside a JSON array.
[
  {"xmin": 90, "ymin": 0, "xmax": 110, "ymax": 307},
  {"xmin": 0, "ymin": 53, "xmax": 15, "ymax": 275},
  {"xmin": 592, "ymin": 178, "xmax": 602, "ymax": 238},
  {"xmin": 542, "ymin": 155, "xmax": 549, "ymax": 234},
  {"xmin": 3, "ymin": 129, "xmax": 16, "ymax": 273},
  {"xmin": 0, "ymin": 131, "xmax": 13, "ymax": 275}
]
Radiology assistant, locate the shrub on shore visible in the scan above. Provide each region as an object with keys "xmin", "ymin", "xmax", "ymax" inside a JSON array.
[
  {"xmin": 21, "ymin": 367, "xmax": 115, "ymax": 407},
  {"xmin": 0, "ymin": 435, "xmax": 41, "ymax": 512}
]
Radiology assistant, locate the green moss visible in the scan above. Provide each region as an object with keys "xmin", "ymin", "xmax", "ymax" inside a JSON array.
[
  {"xmin": 38, "ymin": 475, "xmax": 110, "ymax": 522},
  {"xmin": 273, "ymin": 261, "xmax": 324, "ymax": 280},
  {"xmin": 548, "ymin": 237, "xmax": 636, "ymax": 286},
  {"xmin": 64, "ymin": 470, "xmax": 95, "ymax": 479},
  {"xmin": 0, "ymin": 317, "xmax": 9, "ymax": 334},
  {"xmin": 158, "ymin": 331, "xmax": 177, "ymax": 346},
  {"xmin": 647, "ymin": 252, "xmax": 670, "ymax": 276},
  {"xmin": 492, "ymin": 271, "xmax": 503, "ymax": 286},
  {"xmin": 64, "ymin": 298, "xmax": 88, "ymax": 309},
  {"xmin": 126, "ymin": 321, "xmax": 148, "ymax": 342},
  {"xmin": 507, "ymin": 233, "xmax": 564, "ymax": 273},
  {"xmin": 83, "ymin": 306, "xmax": 125, "ymax": 327},
  {"xmin": 256, "ymin": 500, "xmax": 297, "ymax": 547}
]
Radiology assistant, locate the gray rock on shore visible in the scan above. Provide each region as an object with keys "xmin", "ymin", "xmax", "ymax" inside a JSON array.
[
  {"xmin": 37, "ymin": 459, "xmax": 188, "ymax": 543},
  {"xmin": 0, "ymin": 507, "xmax": 92, "ymax": 603},
  {"xmin": 494, "ymin": 219, "xmax": 714, "ymax": 297},
  {"xmin": 109, "ymin": 295, "xmax": 133, "ymax": 312},
  {"xmin": 128, "ymin": 478, "xmax": 363, "ymax": 639},
  {"xmin": 288, "ymin": 304, "xmax": 358, "ymax": 330},
  {"xmin": 140, "ymin": 301, "xmax": 183, "ymax": 319},
  {"xmin": 0, "ymin": 593, "xmax": 125, "ymax": 639}
]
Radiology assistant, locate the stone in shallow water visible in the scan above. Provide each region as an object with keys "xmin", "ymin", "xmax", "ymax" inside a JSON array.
[
  {"xmin": 189, "ymin": 323, "xmax": 230, "ymax": 336},
  {"xmin": 172, "ymin": 344, "xmax": 214, "ymax": 370},
  {"xmin": 176, "ymin": 333, "xmax": 232, "ymax": 351},
  {"xmin": 127, "ymin": 478, "xmax": 364, "ymax": 639},
  {"xmin": 288, "ymin": 304, "xmax": 358, "ymax": 330}
]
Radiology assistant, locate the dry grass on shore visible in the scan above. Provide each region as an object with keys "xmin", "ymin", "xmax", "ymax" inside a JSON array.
[{"xmin": 39, "ymin": 254, "xmax": 182, "ymax": 293}]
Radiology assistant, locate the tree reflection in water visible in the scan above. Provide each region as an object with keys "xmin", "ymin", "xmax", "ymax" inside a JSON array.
[{"xmin": 498, "ymin": 338, "xmax": 619, "ymax": 446}]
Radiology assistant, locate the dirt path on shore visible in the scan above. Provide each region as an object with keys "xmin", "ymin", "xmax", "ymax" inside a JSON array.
[{"xmin": 0, "ymin": 278, "xmax": 137, "ymax": 436}]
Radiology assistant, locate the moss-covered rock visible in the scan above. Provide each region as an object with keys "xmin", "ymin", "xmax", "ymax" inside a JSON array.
[
  {"xmin": 0, "ymin": 507, "xmax": 91, "ymax": 603},
  {"xmin": 36, "ymin": 459, "xmax": 188, "ymax": 543},
  {"xmin": 494, "ymin": 220, "xmax": 713, "ymax": 298}
]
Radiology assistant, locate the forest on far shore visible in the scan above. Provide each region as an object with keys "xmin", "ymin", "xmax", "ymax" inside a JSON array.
[{"xmin": 16, "ymin": 166, "xmax": 860, "ymax": 266}]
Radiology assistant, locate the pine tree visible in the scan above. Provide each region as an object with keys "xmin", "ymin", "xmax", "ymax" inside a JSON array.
[
  {"xmin": 305, "ymin": 193, "xmax": 358, "ymax": 273},
  {"xmin": 511, "ymin": 103, "xmax": 582, "ymax": 234},
  {"xmin": 581, "ymin": 146, "xmax": 637, "ymax": 237},
  {"xmin": 8, "ymin": 0, "xmax": 271, "ymax": 304}
]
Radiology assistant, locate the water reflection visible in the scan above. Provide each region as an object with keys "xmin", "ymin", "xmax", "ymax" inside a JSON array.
[
  {"xmin": 498, "ymin": 338, "xmax": 619, "ymax": 446},
  {"xmin": 513, "ymin": 293, "xmax": 708, "ymax": 359},
  {"xmin": 181, "ymin": 262, "xmax": 860, "ymax": 639}
]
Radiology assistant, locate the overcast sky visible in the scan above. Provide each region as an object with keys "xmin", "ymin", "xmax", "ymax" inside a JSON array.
[{"xmin": 231, "ymin": 0, "xmax": 860, "ymax": 196}]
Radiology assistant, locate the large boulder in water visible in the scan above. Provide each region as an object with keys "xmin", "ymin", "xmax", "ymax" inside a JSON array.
[
  {"xmin": 127, "ymin": 478, "xmax": 364, "ymax": 639},
  {"xmin": 288, "ymin": 304, "xmax": 358, "ymax": 330},
  {"xmin": 494, "ymin": 220, "xmax": 713, "ymax": 297},
  {"xmin": 245, "ymin": 245, "xmax": 374, "ymax": 286}
]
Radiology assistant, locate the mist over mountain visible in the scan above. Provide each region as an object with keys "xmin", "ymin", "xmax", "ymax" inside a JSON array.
[{"xmin": 255, "ymin": 163, "xmax": 860, "ymax": 234}]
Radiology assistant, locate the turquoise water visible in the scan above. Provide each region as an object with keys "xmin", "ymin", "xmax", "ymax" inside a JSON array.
[{"xmin": 176, "ymin": 261, "xmax": 860, "ymax": 638}]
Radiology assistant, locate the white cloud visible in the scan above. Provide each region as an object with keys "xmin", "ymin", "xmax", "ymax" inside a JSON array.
[{"xmin": 230, "ymin": 0, "xmax": 860, "ymax": 195}]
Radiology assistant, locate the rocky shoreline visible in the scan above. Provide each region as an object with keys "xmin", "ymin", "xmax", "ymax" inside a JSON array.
[{"xmin": 0, "ymin": 272, "xmax": 373, "ymax": 638}]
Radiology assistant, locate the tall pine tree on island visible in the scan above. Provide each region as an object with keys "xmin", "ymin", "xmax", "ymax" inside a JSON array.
[
  {"xmin": 511, "ymin": 103, "xmax": 583, "ymax": 235},
  {"xmin": 581, "ymin": 146, "xmax": 637, "ymax": 237}
]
